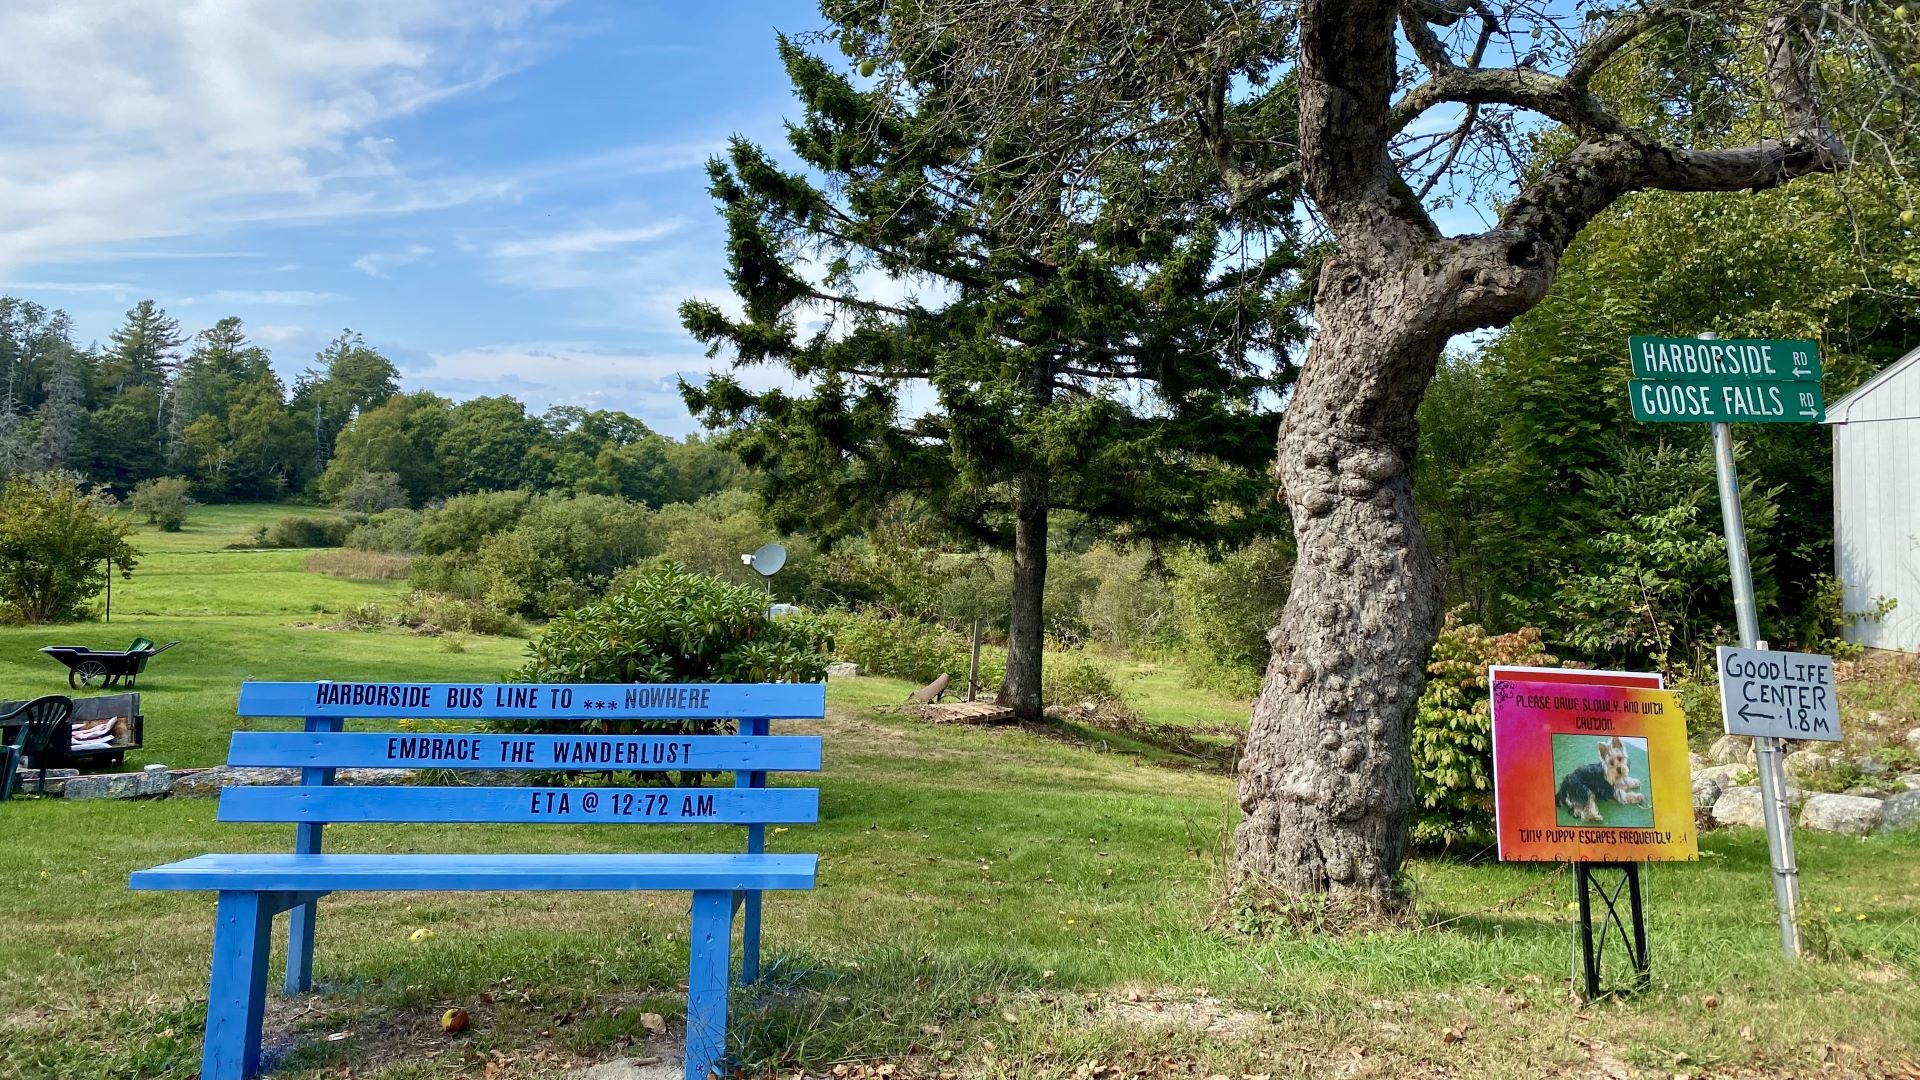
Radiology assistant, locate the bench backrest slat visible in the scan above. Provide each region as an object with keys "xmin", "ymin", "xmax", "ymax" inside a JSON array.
[
  {"xmin": 219, "ymin": 784, "xmax": 819, "ymax": 825},
  {"xmin": 236, "ymin": 681, "xmax": 826, "ymax": 720},
  {"xmin": 221, "ymin": 682, "xmax": 825, "ymax": 841},
  {"xmin": 227, "ymin": 732, "xmax": 822, "ymax": 772}
]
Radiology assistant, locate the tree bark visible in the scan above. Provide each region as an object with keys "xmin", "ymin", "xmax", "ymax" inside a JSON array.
[
  {"xmin": 997, "ymin": 472, "xmax": 1050, "ymax": 723},
  {"xmin": 1230, "ymin": 251, "xmax": 1454, "ymax": 913}
]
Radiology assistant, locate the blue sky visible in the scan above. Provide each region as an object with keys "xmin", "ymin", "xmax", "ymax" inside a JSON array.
[{"xmin": 0, "ymin": 0, "xmax": 825, "ymax": 435}]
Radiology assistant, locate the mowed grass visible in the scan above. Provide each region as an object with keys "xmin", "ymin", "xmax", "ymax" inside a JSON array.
[
  {"xmin": 0, "ymin": 711, "xmax": 1916, "ymax": 1080},
  {"xmin": 0, "ymin": 504, "xmax": 1915, "ymax": 1078},
  {"xmin": 1, "ymin": 501, "xmax": 523, "ymax": 767}
]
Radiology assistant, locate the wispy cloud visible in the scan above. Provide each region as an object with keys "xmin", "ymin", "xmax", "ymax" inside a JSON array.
[
  {"xmin": 351, "ymin": 244, "xmax": 433, "ymax": 277},
  {"xmin": 402, "ymin": 339, "xmax": 807, "ymax": 433},
  {"xmin": 201, "ymin": 289, "xmax": 344, "ymax": 306},
  {"xmin": 0, "ymin": 279, "xmax": 147, "ymax": 295},
  {"xmin": 0, "ymin": 1, "xmax": 553, "ymax": 274},
  {"xmin": 491, "ymin": 221, "xmax": 687, "ymax": 260}
]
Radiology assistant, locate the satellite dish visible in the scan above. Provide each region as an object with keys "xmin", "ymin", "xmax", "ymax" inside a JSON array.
[{"xmin": 748, "ymin": 542, "xmax": 787, "ymax": 577}]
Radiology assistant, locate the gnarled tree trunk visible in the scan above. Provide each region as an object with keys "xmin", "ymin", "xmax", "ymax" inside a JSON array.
[{"xmin": 1231, "ymin": 252, "xmax": 1453, "ymax": 911}]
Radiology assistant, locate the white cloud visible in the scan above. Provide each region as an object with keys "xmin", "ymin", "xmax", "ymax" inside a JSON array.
[
  {"xmin": 0, "ymin": 1, "xmax": 552, "ymax": 274},
  {"xmin": 202, "ymin": 289, "xmax": 343, "ymax": 306},
  {"xmin": 402, "ymin": 339, "xmax": 809, "ymax": 433},
  {"xmin": 491, "ymin": 221, "xmax": 687, "ymax": 260},
  {"xmin": 0, "ymin": 279, "xmax": 147, "ymax": 295},
  {"xmin": 250, "ymin": 324, "xmax": 312, "ymax": 344},
  {"xmin": 350, "ymin": 244, "xmax": 433, "ymax": 277},
  {"xmin": 476, "ymin": 215, "xmax": 731, "ymax": 335}
]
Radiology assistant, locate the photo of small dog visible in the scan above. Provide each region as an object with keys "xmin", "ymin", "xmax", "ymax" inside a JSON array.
[{"xmin": 1553, "ymin": 735, "xmax": 1650, "ymax": 826}]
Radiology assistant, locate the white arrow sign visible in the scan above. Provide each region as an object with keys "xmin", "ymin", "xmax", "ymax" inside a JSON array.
[{"xmin": 1716, "ymin": 646, "xmax": 1842, "ymax": 742}]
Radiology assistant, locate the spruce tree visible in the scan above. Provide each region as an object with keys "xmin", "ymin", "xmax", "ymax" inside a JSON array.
[
  {"xmin": 102, "ymin": 300, "xmax": 184, "ymax": 395},
  {"xmin": 32, "ymin": 347, "xmax": 89, "ymax": 470},
  {"xmin": 681, "ymin": 36, "xmax": 1306, "ymax": 720},
  {"xmin": 172, "ymin": 317, "xmax": 275, "ymax": 473}
]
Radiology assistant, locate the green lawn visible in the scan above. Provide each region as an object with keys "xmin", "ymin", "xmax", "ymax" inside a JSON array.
[
  {"xmin": 118, "ymin": 502, "xmax": 341, "ymax": 554},
  {"xmin": 2, "ymin": 501, "xmax": 522, "ymax": 767},
  {"xmin": 0, "ymin": 509, "xmax": 1916, "ymax": 1079}
]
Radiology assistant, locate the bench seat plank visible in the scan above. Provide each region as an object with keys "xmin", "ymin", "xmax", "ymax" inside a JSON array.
[
  {"xmin": 131, "ymin": 852, "xmax": 817, "ymax": 893},
  {"xmin": 218, "ymin": 784, "xmax": 819, "ymax": 825}
]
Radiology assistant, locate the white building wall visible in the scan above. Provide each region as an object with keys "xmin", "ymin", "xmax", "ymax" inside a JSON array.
[{"xmin": 1832, "ymin": 356, "xmax": 1920, "ymax": 652}]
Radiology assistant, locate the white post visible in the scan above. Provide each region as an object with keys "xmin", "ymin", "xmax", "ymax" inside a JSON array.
[{"xmin": 1705, "ymin": 328, "xmax": 1801, "ymax": 959}]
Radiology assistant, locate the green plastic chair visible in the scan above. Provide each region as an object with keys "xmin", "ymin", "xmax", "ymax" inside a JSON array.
[{"xmin": 0, "ymin": 696, "xmax": 74, "ymax": 799}]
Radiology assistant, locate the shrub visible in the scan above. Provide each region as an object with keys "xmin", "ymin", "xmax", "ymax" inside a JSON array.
[
  {"xmin": 304, "ymin": 550, "xmax": 413, "ymax": 580},
  {"xmin": 257, "ymin": 515, "xmax": 354, "ymax": 549},
  {"xmin": 1783, "ymin": 573, "xmax": 1898, "ymax": 662},
  {"xmin": 409, "ymin": 552, "xmax": 486, "ymax": 599},
  {"xmin": 1042, "ymin": 651, "xmax": 1130, "ymax": 712},
  {"xmin": 1550, "ymin": 444, "xmax": 1768, "ymax": 671},
  {"xmin": 518, "ymin": 563, "xmax": 831, "ymax": 692},
  {"xmin": 1673, "ymin": 674, "xmax": 1723, "ymax": 744},
  {"xmin": 346, "ymin": 508, "xmax": 422, "ymax": 553},
  {"xmin": 1079, "ymin": 543, "xmax": 1179, "ymax": 654},
  {"xmin": 1166, "ymin": 537, "xmax": 1294, "ymax": 697},
  {"xmin": 129, "ymin": 476, "xmax": 194, "ymax": 531},
  {"xmin": 1411, "ymin": 611, "xmax": 1558, "ymax": 850},
  {"xmin": 414, "ymin": 490, "xmax": 534, "ymax": 554},
  {"xmin": 335, "ymin": 591, "xmax": 525, "ymax": 637},
  {"xmin": 0, "ymin": 473, "xmax": 140, "ymax": 623},
  {"xmin": 925, "ymin": 551, "xmax": 1097, "ymax": 642},
  {"xmin": 825, "ymin": 607, "xmax": 1004, "ymax": 689},
  {"xmin": 330, "ymin": 470, "xmax": 409, "ymax": 514},
  {"xmin": 473, "ymin": 494, "xmax": 657, "ymax": 616},
  {"xmin": 400, "ymin": 591, "xmax": 525, "ymax": 636}
]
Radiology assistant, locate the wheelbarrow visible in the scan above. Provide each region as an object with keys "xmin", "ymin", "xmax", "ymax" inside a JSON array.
[{"xmin": 39, "ymin": 638, "xmax": 181, "ymax": 689}]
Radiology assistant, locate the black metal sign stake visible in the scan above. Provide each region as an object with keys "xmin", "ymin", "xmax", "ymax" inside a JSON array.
[{"xmin": 1573, "ymin": 861, "xmax": 1650, "ymax": 1000}]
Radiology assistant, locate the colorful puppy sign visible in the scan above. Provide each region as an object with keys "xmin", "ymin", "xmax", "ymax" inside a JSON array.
[{"xmin": 1490, "ymin": 676, "xmax": 1698, "ymax": 862}]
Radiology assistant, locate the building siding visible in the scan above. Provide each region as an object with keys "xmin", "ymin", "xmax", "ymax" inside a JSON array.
[{"xmin": 1831, "ymin": 350, "xmax": 1920, "ymax": 652}]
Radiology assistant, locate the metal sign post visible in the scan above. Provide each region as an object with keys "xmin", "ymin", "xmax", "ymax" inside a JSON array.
[
  {"xmin": 1573, "ymin": 862, "xmax": 1652, "ymax": 999},
  {"xmin": 1703, "ymin": 336, "xmax": 1803, "ymax": 961},
  {"xmin": 1630, "ymin": 330, "xmax": 1817, "ymax": 960}
]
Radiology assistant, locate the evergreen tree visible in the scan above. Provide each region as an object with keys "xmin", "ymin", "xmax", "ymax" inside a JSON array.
[
  {"xmin": 682, "ymin": 37, "xmax": 1305, "ymax": 720},
  {"xmin": 0, "ymin": 392, "xmax": 27, "ymax": 478},
  {"xmin": 32, "ymin": 346, "xmax": 89, "ymax": 470},
  {"xmin": 0, "ymin": 298, "xmax": 79, "ymax": 411},
  {"xmin": 101, "ymin": 300, "xmax": 184, "ymax": 395},
  {"xmin": 172, "ymin": 317, "xmax": 274, "ymax": 471}
]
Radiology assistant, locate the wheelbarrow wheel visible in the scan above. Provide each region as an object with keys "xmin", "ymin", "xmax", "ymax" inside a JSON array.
[{"xmin": 73, "ymin": 660, "xmax": 110, "ymax": 688}]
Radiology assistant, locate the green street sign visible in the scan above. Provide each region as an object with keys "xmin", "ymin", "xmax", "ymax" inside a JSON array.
[
  {"xmin": 1630, "ymin": 336, "xmax": 1822, "ymax": 382},
  {"xmin": 1629, "ymin": 378, "xmax": 1825, "ymax": 423}
]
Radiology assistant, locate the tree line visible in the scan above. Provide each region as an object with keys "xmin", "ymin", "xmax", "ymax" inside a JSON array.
[{"xmin": 0, "ymin": 298, "xmax": 742, "ymax": 508}]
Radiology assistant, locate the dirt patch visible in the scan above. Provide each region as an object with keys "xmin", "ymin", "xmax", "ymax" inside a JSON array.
[
  {"xmin": 903, "ymin": 700, "xmax": 1017, "ymax": 725},
  {"xmin": 1091, "ymin": 987, "xmax": 1265, "ymax": 1040},
  {"xmin": 256, "ymin": 991, "xmax": 682, "ymax": 1079}
]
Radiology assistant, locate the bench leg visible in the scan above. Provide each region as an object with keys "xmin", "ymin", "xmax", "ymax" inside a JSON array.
[
  {"xmin": 204, "ymin": 892, "xmax": 273, "ymax": 1080},
  {"xmin": 740, "ymin": 890, "xmax": 763, "ymax": 985},
  {"xmin": 684, "ymin": 890, "xmax": 734, "ymax": 1080},
  {"xmin": 284, "ymin": 898, "xmax": 318, "ymax": 995}
]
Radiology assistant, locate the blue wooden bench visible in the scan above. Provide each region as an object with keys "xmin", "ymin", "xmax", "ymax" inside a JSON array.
[{"xmin": 130, "ymin": 680, "xmax": 825, "ymax": 1080}]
